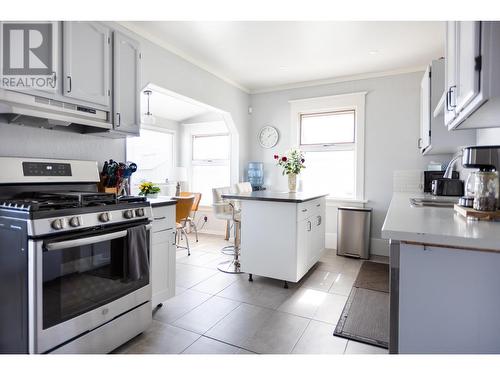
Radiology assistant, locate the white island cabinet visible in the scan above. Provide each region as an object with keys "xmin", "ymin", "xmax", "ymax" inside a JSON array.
[
  {"xmin": 221, "ymin": 191, "xmax": 327, "ymax": 284},
  {"xmin": 148, "ymin": 199, "xmax": 177, "ymax": 309}
]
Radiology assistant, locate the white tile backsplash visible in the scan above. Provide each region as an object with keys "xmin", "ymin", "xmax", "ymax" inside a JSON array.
[{"xmin": 393, "ymin": 170, "xmax": 424, "ymax": 193}]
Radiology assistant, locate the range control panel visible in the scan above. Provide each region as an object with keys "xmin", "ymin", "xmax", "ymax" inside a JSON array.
[{"xmin": 22, "ymin": 162, "xmax": 72, "ymax": 177}]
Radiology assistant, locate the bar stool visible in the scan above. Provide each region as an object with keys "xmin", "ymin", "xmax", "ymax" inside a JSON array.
[
  {"xmin": 217, "ymin": 200, "xmax": 243, "ymax": 274},
  {"xmin": 212, "ymin": 187, "xmax": 237, "ymax": 255}
]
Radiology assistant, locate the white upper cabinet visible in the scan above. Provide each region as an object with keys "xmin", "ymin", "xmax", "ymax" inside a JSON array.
[
  {"xmin": 420, "ymin": 59, "xmax": 475, "ymax": 155},
  {"xmin": 63, "ymin": 22, "xmax": 111, "ymax": 107},
  {"xmin": 444, "ymin": 21, "xmax": 500, "ymax": 130},
  {"xmin": 455, "ymin": 22, "xmax": 481, "ymax": 114},
  {"xmin": 444, "ymin": 22, "xmax": 457, "ymax": 126},
  {"xmin": 113, "ymin": 31, "xmax": 141, "ymax": 136},
  {"xmin": 420, "ymin": 65, "xmax": 431, "ymax": 152}
]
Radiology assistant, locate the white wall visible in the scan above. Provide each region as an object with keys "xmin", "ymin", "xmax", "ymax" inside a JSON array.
[
  {"xmin": 249, "ymin": 72, "xmax": 452, "ymax": 256},
  {"xmin": 476, "ymin": 128, "xmax": 500, "ymax": 145}
]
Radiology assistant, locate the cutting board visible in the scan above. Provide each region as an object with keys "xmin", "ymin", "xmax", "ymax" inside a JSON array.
[{"xmin": 454, "ymin": 204, "xmax": 500, "ymax": 221}]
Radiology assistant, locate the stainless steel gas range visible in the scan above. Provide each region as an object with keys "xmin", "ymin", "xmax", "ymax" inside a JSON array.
[{"xmin": 0, "ymin": 157, "xmax": 153, "ymax": 354}]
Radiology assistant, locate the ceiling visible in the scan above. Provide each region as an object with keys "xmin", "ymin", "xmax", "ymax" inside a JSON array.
[
  {"xmin": 141, "ymin": 87, "xmax": 209, "ymax": 122},
  {"xmin": 126, "ymin": 21, "xmax": 445, "ymax": 93}
]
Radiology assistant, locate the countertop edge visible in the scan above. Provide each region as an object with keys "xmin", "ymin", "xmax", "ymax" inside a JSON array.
[{"xmin": 221, "ymin": 193, "xmax": 328, "ymax": 203}]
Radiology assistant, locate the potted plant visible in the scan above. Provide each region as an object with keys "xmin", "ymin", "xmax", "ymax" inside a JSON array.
[
  {"xmin": 138, "ymin": 181, "xmax": 161, "ymax": 198},
  {"xmin": 274, "ymin": 149, "xmax": 306, "ymax": 192}
]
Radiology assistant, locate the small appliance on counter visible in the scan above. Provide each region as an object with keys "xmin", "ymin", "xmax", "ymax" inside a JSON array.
[
  {"xmin": 431, "ymin": 177, "xmax": 464, "ymax": 196},
  {"xmin": 424, "ymin": 171, "xmax": 459, "ymax": 193},
  {"xmin": 458, "ymin": 145, "xmax": 500, "ymax": 212}
]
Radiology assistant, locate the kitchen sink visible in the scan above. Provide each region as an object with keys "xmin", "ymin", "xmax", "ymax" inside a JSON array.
[{"xmin": 409, "ymin": 197, "xmax": 459, "ymax": 208}]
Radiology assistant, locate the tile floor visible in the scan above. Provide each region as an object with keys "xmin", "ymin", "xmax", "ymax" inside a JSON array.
[{"xmin": 114, "ymin": 233, "xmax": 389, "ymax": 355}]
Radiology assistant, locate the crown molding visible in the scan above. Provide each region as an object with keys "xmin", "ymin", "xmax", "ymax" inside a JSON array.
[
  {"xmin": 118, "ymin": 21, "xmax": 251, "ymax": 94},
  {"xmin": 249, "ymin": 65, "xmax": 427, "ymax": 94}
]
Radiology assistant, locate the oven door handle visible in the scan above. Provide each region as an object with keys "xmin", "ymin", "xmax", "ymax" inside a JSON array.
[{"xmin": 44, "ymin": 224, "xmax": 152, "ymax": 252}]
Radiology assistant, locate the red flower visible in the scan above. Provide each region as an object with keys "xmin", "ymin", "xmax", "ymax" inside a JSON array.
[
  {"xmin": 281, "ymin": 156, "xmax": 287, "ymax": 162},
  {"xmin": 274, "ymin": 154, "xmax": 279, "ymax": 160}
]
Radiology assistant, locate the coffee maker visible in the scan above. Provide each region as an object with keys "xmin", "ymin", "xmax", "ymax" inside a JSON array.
[
  {"xmin": 462, "ymin": 145, "xmax": 500, "ymax": 171},
  {"xmin": 460, "ymin": 146, "xmax": 500, "ymax": 210}
]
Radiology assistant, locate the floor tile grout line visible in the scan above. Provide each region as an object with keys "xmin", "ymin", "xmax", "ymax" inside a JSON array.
[
  {"xmin": 169, "ymin": 299, "xmax": 242, "ymax": 337},
  {"xmin": 179, "ymin": 334, "xmax": 204, "ymax": 354},
  {"xmin": 289, "ymin": 318, "xmax": 313, "ymax": 354},
  {"xmin": 166, "ymin": 293, "xmax": 218, "ymax": 326},
  {"xmin": 153, "ymin": 290, "xmax": 213, "ymax": 325},
  {"xmin": 198, "ymin": 335, "xmax": 259, "ymax": 354}
]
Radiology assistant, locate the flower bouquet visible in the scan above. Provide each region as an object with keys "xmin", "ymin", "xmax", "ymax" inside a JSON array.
[
  {"xmin": 138, "ymin": 181, "xmax": 161, "ymax": 197},
  {"xmin": 273, "ymin": 149, "xmax": 305, "ymax": 192}
]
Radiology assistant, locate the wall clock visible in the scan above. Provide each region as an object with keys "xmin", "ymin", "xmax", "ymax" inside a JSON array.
[{"xmin": 258, "ymin": 125, "xmax": 279, "ymax": 148}]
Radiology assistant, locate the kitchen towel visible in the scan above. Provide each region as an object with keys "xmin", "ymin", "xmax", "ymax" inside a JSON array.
[{"xmin": 125, "ymin": 225, "xmax": 149, "ymax": 281}]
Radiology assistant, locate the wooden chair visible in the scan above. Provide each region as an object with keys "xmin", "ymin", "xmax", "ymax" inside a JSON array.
[
  {"xmin": 179, "ymin": 192, "xmax": 202, "ymax": 242},
  {"xmin": 175, "ymin": 195, "xmax": 195, "ymax": 256}
]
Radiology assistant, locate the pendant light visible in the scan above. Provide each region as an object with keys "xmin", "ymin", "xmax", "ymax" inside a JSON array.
[{"xmin": 142, "ymin": 89, "xmax": 156, "ymax": 125}]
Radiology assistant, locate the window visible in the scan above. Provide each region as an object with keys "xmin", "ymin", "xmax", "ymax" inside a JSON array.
[
  {"xmin": 126, "ymin": 128, "xmax": 174, "ymax": 195},
  {"xmin": 290, "ymin": 93, "xmax": 365, "ymax": 200},
  {"xmin": 191, "ymin": 133, "xmax": 230, "ymax": 206},
  {"xmin": 300, "ymin": 110, "xmax": 355, "ymax": 145}
]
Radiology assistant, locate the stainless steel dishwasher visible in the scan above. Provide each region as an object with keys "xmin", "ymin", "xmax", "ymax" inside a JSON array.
[{"xmin": 337, "ymin": 206, "xmax": 372, "ymax": 259}]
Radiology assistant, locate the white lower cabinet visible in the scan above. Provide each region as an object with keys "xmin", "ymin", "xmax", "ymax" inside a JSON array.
[
  {"xmin": 151, "ymin": 205, "xmax": 176, "ymax": 309},
  {"xmin": 398, "ymin": 242, "xmax": 500, "ymax": 353}
]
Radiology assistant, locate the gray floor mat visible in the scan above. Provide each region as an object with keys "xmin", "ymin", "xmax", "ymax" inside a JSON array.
[{"xmin": 334, "ymin": 287, "xmax": 389, "ymax": 348}]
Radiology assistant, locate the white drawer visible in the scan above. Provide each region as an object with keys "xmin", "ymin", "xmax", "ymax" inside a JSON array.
[
  {"xmin": 152, "ymin": 205, "xmax": 175, "ymax": 233},
  {"xmin": 152, "ymin": 229, "xmax": 174, "ymax": 245},
  {"xmin": 297, "ymin": 198, "xmax": 323, "ymax": 221}
]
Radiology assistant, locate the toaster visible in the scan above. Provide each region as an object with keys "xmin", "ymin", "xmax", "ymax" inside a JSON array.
[{"xmin": 431, "ymin": 178, "xmax": 464, "ymax": 196}]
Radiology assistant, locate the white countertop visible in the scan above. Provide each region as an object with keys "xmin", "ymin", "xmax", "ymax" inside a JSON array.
[{"xmin": 382, "ymin": 193, "xmax": 500, "ymax": 251}]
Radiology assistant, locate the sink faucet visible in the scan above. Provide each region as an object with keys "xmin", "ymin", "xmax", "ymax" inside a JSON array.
[{"xmin": 443, "ymin": 151, "xmax": 463, "ymax": 179}]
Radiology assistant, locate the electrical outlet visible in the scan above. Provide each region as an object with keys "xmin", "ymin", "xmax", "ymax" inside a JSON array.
[{"xmin": 204, "ymin": 216, "xmax": 208, "ymax": 222}]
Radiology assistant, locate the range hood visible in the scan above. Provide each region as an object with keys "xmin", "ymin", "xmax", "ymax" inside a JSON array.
[{"xmin": 0, "ymin": 89, "xmax": 112, "ymax": 133}]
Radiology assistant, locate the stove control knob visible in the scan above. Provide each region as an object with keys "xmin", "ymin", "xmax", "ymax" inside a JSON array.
[
  {"xmin": 51, "ymin": 218, "xmax": 66, "ymax": 230},
  {"xmin": 99, "ymin": 212, "xmax": 111, "ymax": 223},
  {"xmin": 69, "ymin": 216, "xmax": 81, "ymax": 227},
  {"xmin": 123, "ymin": 209, "xmax": 134, "ymax": 219},
  {"xmin": 135, "ymin": 208, "xmax": 145, "ymax": 217}
]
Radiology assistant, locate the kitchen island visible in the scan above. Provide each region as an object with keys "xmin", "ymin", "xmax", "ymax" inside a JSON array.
[
  {"xmin": 382, "ymin": 193, "xmax": 500, "ymax": 354},
  {"xmin": 221, "ymin": 191, "xmax": 328, "ymax": 286}
]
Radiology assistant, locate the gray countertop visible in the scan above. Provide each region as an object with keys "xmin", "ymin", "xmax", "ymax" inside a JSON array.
[
  {"xmin": 146, "ymin": 196, "xmax": 177, "ymax": 208},
  {"xmin": 382, "ymin": 193, "xmax": 500, "ymax": 251},
  {"xmin": 221, "ymin": 191, "xmax": 328, "ymax": 203}
]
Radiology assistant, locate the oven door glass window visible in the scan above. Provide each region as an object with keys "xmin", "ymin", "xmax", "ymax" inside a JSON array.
[{"xmin": 42, "ymin": 229, "xmax": 149, "ymax": 329}]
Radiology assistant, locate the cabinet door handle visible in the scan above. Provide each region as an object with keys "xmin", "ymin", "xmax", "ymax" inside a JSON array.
[
  {"xmin": 116, "ymin": 112, "xmax": 121, "ymax": 127},
  {"xmin": 417, "ymin": 138, "xmax": 422, "ymax": 149},
  {"xmin": 301, "ymin": 209, "xmax": 308, "ymax": 212},
  {"xmin": 316, "ymin": 203, "xmax": 321, "ymax": 207},
  {"xmin": 449, "ymin": 85, "xmax": 456, "ymax": 109},
  {"xmin": 307, "ymin": 221, "xmax": 312, "ymax": 231},
  {"xmin": 154, "ymin": 216, "xmax": 166, "ymax": 220},
  {"xmin": 67, "ymin": 75, "xmax": 72, "ymax": 93},
  {"xmin": 317, "ymin": 215, "xmax": 321, "ymax": 226},
  {"xmin": 446, "ymin": 88, "xmax": 450, "ymax": 111}
]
